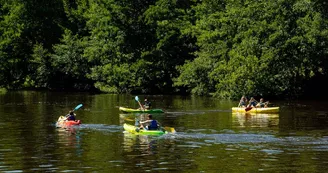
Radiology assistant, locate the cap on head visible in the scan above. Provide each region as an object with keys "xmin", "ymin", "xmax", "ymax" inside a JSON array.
[{"xmin": 69, "ymin": 111, "xmax": 74, "ymax": 115}]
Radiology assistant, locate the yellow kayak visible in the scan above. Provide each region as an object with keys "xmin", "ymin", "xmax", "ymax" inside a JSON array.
[{"xmin": 232, "ymin": 107, "xmax": 279, "ymax": 113}]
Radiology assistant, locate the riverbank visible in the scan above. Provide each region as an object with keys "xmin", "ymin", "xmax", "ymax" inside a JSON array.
[{"xmin": 0, "ymin": 88, "xmax": 7, "ymax": 94}]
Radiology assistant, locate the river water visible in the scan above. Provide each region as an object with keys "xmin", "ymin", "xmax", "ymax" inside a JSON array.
[{"xmin": 1, "ymin": 91, "xmax": 328, "ymax": 172}]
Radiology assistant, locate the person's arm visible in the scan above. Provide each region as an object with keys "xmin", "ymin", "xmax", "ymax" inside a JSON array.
[
  {"xmin": 139, "ymin": 105, "xmax": 146, "ymax": 110},
  {"xmin": 140, "ymin": 120, "xmax": 151, "ymax": 124},
  {"xmin": 140, "ymin": 120, "xmax": 151, "ymax": 129},
  {"xmin": 264, "ymin": 101, "xmax": 269, "ymax": 107},
  {"xmin": 65, "ymin": 113, "xmax": 70, "ymax": 120}
]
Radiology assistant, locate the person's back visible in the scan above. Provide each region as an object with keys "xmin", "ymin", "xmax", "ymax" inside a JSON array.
[
  {"xmin": 148, "ymin": 120, "xmax": 159, "ymax": 130},
  {"xmin": 66, "ymin": 111, "xmax": 76, "ymax": 121},
  {"xmin": 140, "ymin": 114, "xmax": 159, "ymax": 130}
]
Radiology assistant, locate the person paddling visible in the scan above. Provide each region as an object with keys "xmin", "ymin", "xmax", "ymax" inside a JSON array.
[
  {"xmin": 66, "ymin": 111, "xmax": 76, "ymax": 121},
  {"xmin": 143, "ymin": 98, "xmax": 151, "ymax": 109},
  {"xmin": 140, "ymin": 114, "xmax": 160, "ymax": 130},
  {"xmin": 247, "ymin": 97, "xmax": 257, "ymax": 108},
  {"xmin": 238, "ymin": 95, "xmax": 248, "ymax": 107},
  {"xmin": 256, "ymin": 98, "xmax": 269, "ymax": 108}
]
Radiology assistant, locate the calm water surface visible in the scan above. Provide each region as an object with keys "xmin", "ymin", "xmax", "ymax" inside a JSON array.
[{"xmin": 1, "ymin": 91, "xmax": 328, "ymax": 172}]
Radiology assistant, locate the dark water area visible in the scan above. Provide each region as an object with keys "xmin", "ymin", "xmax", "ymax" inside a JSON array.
[{"xmin": 1, "ymin": 91, "xmax": 328, "ymax": 172}]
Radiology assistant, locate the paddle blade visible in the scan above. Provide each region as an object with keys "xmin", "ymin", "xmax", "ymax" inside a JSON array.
[
  {"xmin": 245, "ymin": 107, "xmax": 252, "ymax": 112},
  {"xmin": 163, "ymin": 127, "xmax": 176, "ymax": 133},
  {"xmin": 74, "ymin": 104, "xmax": 83, "ymax": 111},
  {"xmin": 135, "ymin": 96, "xmax": 139, "ymax": 102}
]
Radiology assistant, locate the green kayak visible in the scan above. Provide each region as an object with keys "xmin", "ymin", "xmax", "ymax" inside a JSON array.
[
  {"xmin": 123, "ymin": 123, "xmax": 167, "ymax": 135},
  {"xmin": 119, "ymin": 106, "xmax": 164, "ymax": 113}
]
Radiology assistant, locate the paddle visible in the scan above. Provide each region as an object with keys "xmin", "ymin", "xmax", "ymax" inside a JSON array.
[
  {"xmin": 245, "ymin": 107, "xmax": 252, "ymax": 112},
  {"xmin": 73, "ymin": 104, "xmax": 83, "ymax": 111},
  {"xmin": 245, "ymin": 98, "xmax": 258, "ymax": 112},
  {"xmin": 65, "ymin": 104, "xmax": 83, "ymax": 119},
  {"xmin": 135, "ymin": 96, "xmax": 145, "ymax": 111}
]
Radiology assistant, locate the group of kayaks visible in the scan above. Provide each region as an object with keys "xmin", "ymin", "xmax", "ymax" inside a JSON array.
[
  {"xmin": 55, "ymin": 104, "xmax": 168, "ymax": 135},
  {"xmin": 120, "ymin": 106, "xmax": 280, "ymax": 114},
  {"xmin": 56, "ymin": 102, "xmax": 280, "ymax": 135}
]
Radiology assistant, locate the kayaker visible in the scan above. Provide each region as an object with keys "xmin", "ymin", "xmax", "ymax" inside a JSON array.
[
  {"xmin": 66, "ymin": 111, "xmax": 76, "ymax": 121},
  {"xmin": 238, "ymin": 95, "xmax": 248, "ymax": 107},
  {"xmin": 247, "ymin": 97, "xmax": 257, "ymax": 108},
  {"xmin": 143, "ymin": 99, "xmax": 151, "ymax": 109},
  {"xmin": 140, "ymin": 114, "xmax": 159, "ymax": 130},
  {"xmin": 256, "ymin": 98, "xmax": 269, "ymax": 108}
]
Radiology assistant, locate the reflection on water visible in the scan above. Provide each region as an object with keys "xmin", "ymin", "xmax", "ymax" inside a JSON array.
[
  {"xmin": 56, "ymin": 127, "xmax": 83, "ymax": 156},
  {"xmin": 232, "ymin": 112, "xmax": 279, "ymax": 128},
  {"xmin": 57, "ymin": 129, "xmax": 84, "ymax": 164},
  {"xmin": 123, "ymin": 132, "xmax": 157, "ymax": 154},
  {"xmin": 121, "ymin": 132, "xmax": 197, "ymax": 172}
]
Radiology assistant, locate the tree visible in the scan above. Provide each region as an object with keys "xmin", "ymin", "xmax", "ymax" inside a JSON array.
[
  {"xmin": 0, "ymin": 1, "xmax": 26, "ymax": 88},
  {"xmin": 51, "ymin": 29, "xmax": 92, "ymax": 90},
  {"xmin": 176, "ymin": 0, "xmax": 328, "ymax": 99}
]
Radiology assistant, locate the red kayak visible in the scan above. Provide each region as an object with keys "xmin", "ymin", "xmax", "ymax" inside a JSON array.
[{"xmin": 56, "ymin": 116, "xmax": 81, "ymax": 128}]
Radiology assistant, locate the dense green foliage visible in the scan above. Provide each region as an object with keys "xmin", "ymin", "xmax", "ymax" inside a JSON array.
[{"xmin": 1, "ymin": 0, "xmax": 327, "ymax": 99}]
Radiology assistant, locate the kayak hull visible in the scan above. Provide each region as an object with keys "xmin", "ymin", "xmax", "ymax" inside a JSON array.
[
  {"xmin": 119, "ymin": 106, "xmax": 164, "ymax": 113},
  {"xmin": 232, "ymin": 107, "xmax": 279, "ymax": 113},
  {"xmin": 123, "ymin": 123, "xmax": 167, "ymax": 135},
  {"xmin": 56, "ymin": 116, "xmax": 81, "ymax": 128}
]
